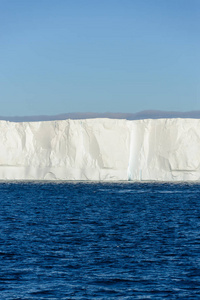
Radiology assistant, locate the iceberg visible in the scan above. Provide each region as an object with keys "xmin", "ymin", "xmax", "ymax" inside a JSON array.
[{"xmin": 0, "ymin": 118, "xmax": 200, "ymax": 181}]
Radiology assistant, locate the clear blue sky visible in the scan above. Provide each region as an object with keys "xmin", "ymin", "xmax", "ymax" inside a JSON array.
[{"xmin": 0, "ymin": 0, "xmax": 199, "ymax": 116}]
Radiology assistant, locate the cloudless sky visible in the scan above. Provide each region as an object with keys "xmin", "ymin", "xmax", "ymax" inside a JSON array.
[{"xmin": 0, "ymin": 0, "xmax": 199, "ymax": 116}]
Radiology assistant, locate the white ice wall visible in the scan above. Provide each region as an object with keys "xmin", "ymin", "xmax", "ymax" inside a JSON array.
[
  {"xmin": 0, "ymin": 118, "xmax": 200, "ymax": 181},
  {"xmin": 128, "ymin": 118, "xmax": 200, "ymax": 181}
]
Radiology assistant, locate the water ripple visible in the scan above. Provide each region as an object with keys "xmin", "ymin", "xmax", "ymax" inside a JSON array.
[{"xmin": 0, "ymin": 182, "xmax": 199, "ymax": 299}]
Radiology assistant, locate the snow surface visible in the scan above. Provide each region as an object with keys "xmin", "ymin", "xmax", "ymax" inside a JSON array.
[{"xmin": 0, "ymin": 118, "xmax": 200, "ymax": 181}]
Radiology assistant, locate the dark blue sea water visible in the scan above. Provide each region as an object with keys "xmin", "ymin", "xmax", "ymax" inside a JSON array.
[{"xmin": 0, "ymin": 182, "xmax": 200, "ymax": 299}]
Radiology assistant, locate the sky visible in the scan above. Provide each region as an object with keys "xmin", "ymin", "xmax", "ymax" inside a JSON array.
[{"xmin": 0, "ymin": 0, "xmax": 199, "ymax": 116}]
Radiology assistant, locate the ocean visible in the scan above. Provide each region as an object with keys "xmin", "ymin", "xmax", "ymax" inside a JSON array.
[{"xmin": 0, "ymin": 182, "xmax": 199, "ymax": 299}]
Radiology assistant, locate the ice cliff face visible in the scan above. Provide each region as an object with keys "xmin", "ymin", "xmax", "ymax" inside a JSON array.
[{"xmin": 0, "ymin": 118, "xmax": 200, "ymax": 181}]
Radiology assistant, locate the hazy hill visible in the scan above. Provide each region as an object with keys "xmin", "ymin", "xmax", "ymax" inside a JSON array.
[{"xmin": 1, "ymin": 110, "xmax": 200, "ymax": 122}]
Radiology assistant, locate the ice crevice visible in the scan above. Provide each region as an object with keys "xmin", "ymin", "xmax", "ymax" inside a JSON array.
[{"xmin": 0, "ymin": 118, "xmax": 200, "ymax": 181}]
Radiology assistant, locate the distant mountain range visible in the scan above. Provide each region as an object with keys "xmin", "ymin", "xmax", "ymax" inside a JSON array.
[{"xmin": 1, "ymin": 110, "xmax": 200, "ymax": 122}]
